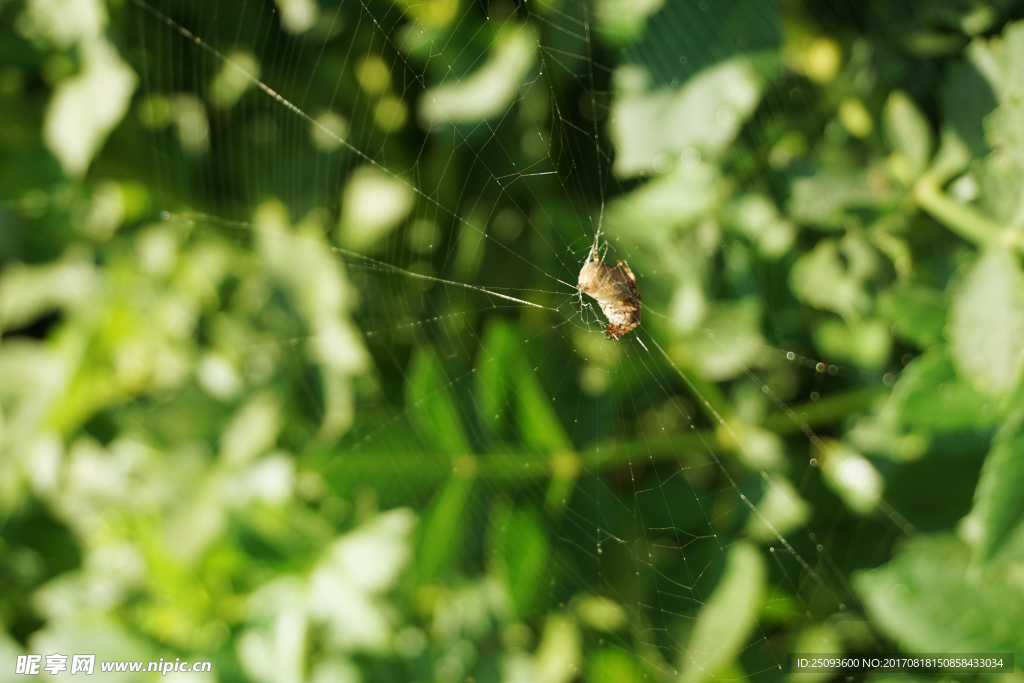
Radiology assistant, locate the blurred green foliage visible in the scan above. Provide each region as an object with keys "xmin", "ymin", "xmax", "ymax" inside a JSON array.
[{"xmin": 2, "ymin": 0, "xmax": 1024, "ymax": 681}]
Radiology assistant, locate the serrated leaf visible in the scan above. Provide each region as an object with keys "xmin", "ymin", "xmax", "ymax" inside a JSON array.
[
  {"xmin": 883, "ymin": 91, "xmax": 933, "ymax": 176},
  {"xmin": 948, "ymin": 250, "xmax": 1024, "ymax": 399},
  {"xmin": 855, "ymin": 535, "xmax": 1024, "ymax": 653},
  {"xmin": 406, "ymin": 348, "xmax": 470, "ymax": 453},
  {"xmin": 679, "ymin": 542, "xmax": 764, "ymax": 683}
]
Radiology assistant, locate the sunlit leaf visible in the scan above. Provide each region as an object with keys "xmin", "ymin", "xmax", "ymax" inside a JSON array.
[
  {"xmin": 855, "ymin": 535, "xmax": 1024, "ymax": 653},
  {"xmin": 961, "ymin": 427, "xmax": 1024, "ymax": 563},
  {"xmin": 948, "ymin": 250, "xmax": 1024, "ymax": 399},
  {"xmin": 679, "ymin": 542, "xmax": 764, "ymax": 683},
  {"xmin": 790, "ymin": 233, "xmax": 879, "ymax": 321},
  {"xmin": 883, "ymin": 91, "xmax": 933, "ymax": 177},
  {"xmin": 610, "ymin": 57, "xmax": 763, "ymax": 177},
  {"xmin": 338, "ymin": 166, "xmax": 415, "ymax": 252},
  {"xmin": 789, "ymin": 623, "xmax": 844, "ymax": 683},
  {"xmin": 821, "ymin": 443, "xmax": 883, "ymax": 515},
  {"xmin": 41, "ymin": 39, "xmax": 136, "ymax": 177},
  {"xmin": 812, "ymin": 317, "xmax": 891, "ymax": 370},
  {"xmin": 534, "ymin": 612, "xmax": 581, "ymax": 683},
  {"xmin": 573, "ymin": 595, "xmax": 627, "ymax": 632},
  {"xmin": 746, "ymin": 476, "xmax": 811, "ymax": 543},
  {"xmin": 788, "ymin": 173, "xmax": 892, "ymax": 230},
  {"xmin": 588, "ymin": 648, "xmax": 644, "ymax": 683},
  {"xmin": 418, "ymin": 25, "xmax": 537, "ymax": 124},
  {"xmin": 885, "ymin": 350, "xmax": 995, "ymax": 433}
]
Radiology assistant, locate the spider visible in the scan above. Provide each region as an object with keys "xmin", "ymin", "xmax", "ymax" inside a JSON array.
[{"xmin": 577, "ymin": 247, "xmax": 641, "ymax": 340}]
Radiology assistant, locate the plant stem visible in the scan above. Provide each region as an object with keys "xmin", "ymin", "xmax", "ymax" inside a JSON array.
[
  {"xmin": 913, "ymin": 176, "xmax": 1012, "ymax": 249},
  {"xmin": 319, "ymin": 387, "xmax": 887, "ymax": 488}
]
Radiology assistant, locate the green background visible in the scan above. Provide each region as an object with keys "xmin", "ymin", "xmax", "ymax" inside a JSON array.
[{"xmin": 2, "ymin": 0, "xmax": 1024, "ymax": 681}]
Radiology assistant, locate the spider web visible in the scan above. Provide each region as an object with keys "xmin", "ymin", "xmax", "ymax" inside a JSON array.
[{"xmin": 118, "ymin": 0, "xmax": 911, "ymax": 679}]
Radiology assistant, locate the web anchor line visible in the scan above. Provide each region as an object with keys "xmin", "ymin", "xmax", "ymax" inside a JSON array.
[
  {"xmin": 126, "ymin": 0, "xmax": 584, "ymax": 294},
  {"xmin": 168, "ymin": 211, "xmax": 570, "ymax": 312},
  {"xmin": 640, "ymin": 332, "xmax": 847, "ymax": 611}
]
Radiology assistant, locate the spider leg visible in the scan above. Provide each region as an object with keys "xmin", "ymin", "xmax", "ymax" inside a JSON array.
[{"xmin": 616, "ymin": 259, "xmax": 637, "ymax": 283}]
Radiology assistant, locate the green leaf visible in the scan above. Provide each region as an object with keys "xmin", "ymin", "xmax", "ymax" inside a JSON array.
[
  {"xmin": 406, "ymin": 347, "xmax": 470, "ymax": 453},
  {"xmin": 610, "ymin": 56, "xmax": 763, "ymax": 178},
  {"xmin": 514, "ymin": 358, "xmax": 571, "ymax": 454},
  {"xmin": 821, "ymin": 443, "xmax": 883, "ymax": 515},
  {"xmin": 573, "ymin": 595, "xmax": 627, "ymax": 632},
  {"xmin": 417, "ymin": 458, "xmax": 476, "ymax": 581},
  {"xmin": 44, "ymin": 40, "xmax": 138, "ymax": 177},
  {"xmin": 679, "ymin": 542, "xmax": 765, "ymax": 683},
  {"xmin": 885, "ymin": 351, "xmax": 995, "ymax": 433},
  {"xmin": 488, "ymin": 503, "xmax": 550, "ymax": 617},
  {"xmin": 963, "ymin": 430, "xmax": 1024, "ymax": 563},
  {"xmin": 789, "ymin": 624, "xmax": 844, "ymax": 683},
  {"xmin": 966, "ymin": 22, "xmax": 1024, "ymax": 223},
  {"xmin": 948, "ymin": 250, "xmax": 1024, "ymax": 399},
  {"xmin": 477, "ymin": 321, "xmax": 576, "ymax": 510},
  {"xmin": 588, "ymin": 648, "xmax": 644, "ymax": 683},
  {"xmin": 812, "ymin": 317, "xmax": 891, "ymax": 370},
  {"xmin": 722, "ymin": 193, "xmax": 796, "ymax": 259},
  {"xmin": 745, "ymin": 476, "xmax": 811, "ymax": 543},
  {"xmin": 788, "ymin": 173, "xmax": 892, "ymax": 230},
  {"xmin": 338, "ymin": 166, "xmax": 414, "ymax": 252},
  {"xmin": 595, "ymin": 0, "xmax": 666, "ymax": 44},
  {"xmin": 683, "ymin": 299, "xmax": 765, "ymax": 381},
  {"xmin": 883, "ymin": 91, "xmax": 933, "ymax": 177},
  {"xmin": 475, "ymin": 321, "xmax": 517, "ymax": 436},
  {"xmin": 476, "ymin": 320, "xmax": 571, "ymax": 451},
  {"xmin": 605, "ymin": 164, "xmax": 720, "ymax": 238},
  {"xmin": 927, "ymin": 126, "xmax": 972, "ymax": 185},
  {"xmin": 878, "ymin": 284, "xmax": 947, "ymax": 349},
  {"xmin": 790, "ymin": 233, "xmax": 879, "ymax": 320},
  {"xmin": 534, "ymin": 612, "xmax": 581, "ymax": 683},
  {"xmin": 940, "ymin": 60, "xmax": 996, "ymax": 160},
  {"xmin": 418, "ymin": 25, "xmax": 537, "ymax": 125},
  {"xmin": 855, "ymin": 535, "xmax": 1024, "ymax": 653}
]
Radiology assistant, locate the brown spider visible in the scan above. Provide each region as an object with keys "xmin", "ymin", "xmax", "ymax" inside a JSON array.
[{"xmin": 577, "ymin": 247, "xmax": 641, "ymax": 340}]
